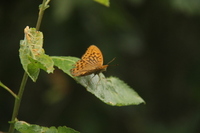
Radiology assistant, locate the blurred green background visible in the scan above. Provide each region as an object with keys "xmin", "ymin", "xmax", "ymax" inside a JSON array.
[{"xmin": 1, "ymin": 0, "xmax": 200, "ymax": 132}]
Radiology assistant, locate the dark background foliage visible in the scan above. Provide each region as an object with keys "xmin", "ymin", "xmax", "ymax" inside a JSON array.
[{"xmin": 1, "ymin": 0, "xmax": 200, "ymax": 132}]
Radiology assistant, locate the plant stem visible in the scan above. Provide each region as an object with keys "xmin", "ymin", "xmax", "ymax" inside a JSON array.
[
  {"xmin": 36, "ymin": 0, "xmax": 45, "ymax": 30},
  {"xmin": 8, "ymin": 73, "xmax": 28, "ymax": 133},
  {"xmin": 0, "ymin": 81, "xmax": 18, "ymax": 99},
  {"xmin": 8, "ymin": 0, "xmax": 50, "ymax": 132},
  {"xmin": 36, "ymin": 0, "xmax": 50, "ymax": 30}
]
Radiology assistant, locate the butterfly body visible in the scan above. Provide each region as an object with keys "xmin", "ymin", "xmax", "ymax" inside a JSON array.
[{"xmin": 70, "ymin": 45, "xmax": 108, "ymax": 76}]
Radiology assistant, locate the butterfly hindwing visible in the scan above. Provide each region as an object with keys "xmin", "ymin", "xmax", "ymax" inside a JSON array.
[{"xmin": 71, "ymin": 60, "xmax": 97, "ymax": 76}]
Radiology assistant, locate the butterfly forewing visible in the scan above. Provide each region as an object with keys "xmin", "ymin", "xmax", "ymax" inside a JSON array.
[
  {"xmin": 70, "ymin": 45, "xmax": 108, "ymax": 76},
  {"xmin": 81, "ymin": 45, "xmax": 103, "ymax": 66}
]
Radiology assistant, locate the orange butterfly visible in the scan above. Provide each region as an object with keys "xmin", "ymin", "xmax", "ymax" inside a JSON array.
[{"xmin": 70, "ymin": 45, "xmax": 109, "ymax": 77}]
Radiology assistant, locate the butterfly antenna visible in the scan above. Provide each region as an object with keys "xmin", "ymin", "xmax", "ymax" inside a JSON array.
[{"xmin": 107, "ymin": 57, "xmax": 116, "ymax": 65}]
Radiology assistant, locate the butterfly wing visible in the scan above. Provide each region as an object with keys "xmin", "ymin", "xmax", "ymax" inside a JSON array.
[
  {"xmin": 71, "ymin": 45, "xmax": 107, "ymax": 76},
  {"xmin": 81, "ymin": 45, "xmax": 103, "ymax": 66},
  {"xmin": 70, "ymin": 59, "xmax": 98, "ymax": 76}
]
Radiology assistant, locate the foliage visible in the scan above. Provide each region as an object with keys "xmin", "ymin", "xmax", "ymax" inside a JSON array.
[
  {"xmin": 52, "ymin": 56, "xmax": 145, "ymax": 106},
  {"xmin": 15, "ymin": 121, "xmax": 79, "ymax": 133},
  {"xmin": 94, "ymin": 0, "xmax": 109, "ymax": 7},
  {"xmin": 0, "ymin": 0, "xmax": 146, "ymax": 133},
  {"xmin": 19, "ymin": 26, "xmax": 54, "ymax": 82}
]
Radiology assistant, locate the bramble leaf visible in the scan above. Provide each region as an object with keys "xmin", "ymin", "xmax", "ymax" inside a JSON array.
[
  {"xmin": 19, "ymin": 26, "xmax": 54, "ymax": 82},
  {"xmin": 93, "ymin": 0, "xmax": 110, "ymax": 7},
  {"xmin": 52, "ymin": 56, "xmax": 145, "ymax": 106},
  {"xmin": 15, "ymin": 121, "xmax": 80, "ymax": 133}
]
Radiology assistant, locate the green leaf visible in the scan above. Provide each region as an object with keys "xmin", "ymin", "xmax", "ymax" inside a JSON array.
[
  {"xmin": 15, "ymin": 121, "xmax": 80, "ymax": 133},
  {"xmin": 28, "ymin": 54, "xmax": 54, "ymax": 73},
  {"xmin": 52, "ymin": 56, "xmax": 145, "ymax": 106},
  {"xmin": 76, "ymin": 74, "xmax": 145, "ymax": 106},
  {"xmin": 51, "ymin": 56, "xmax": 79, "ymax": 76},
  {"xmin": 93, "ymin": 0, "xmax": 110, "ymax": 7},
  {"xmin": 19, "ymin": 26, "xmax": 54, "ymax": 82}
]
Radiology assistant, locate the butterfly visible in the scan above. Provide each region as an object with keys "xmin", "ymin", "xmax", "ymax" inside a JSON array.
[{"xmin": 70, "ymin": 45, "xmax": 110, "ymax": 77}]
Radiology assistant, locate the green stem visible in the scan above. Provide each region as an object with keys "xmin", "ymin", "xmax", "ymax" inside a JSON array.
[
  {"xmin": 8, "ymin": 73, "xmax": 28, "ymax": 133},
  {"xmin": 0, "ymin": 81, "xmax": 18, "ymax": 99},
  {"xmin": 36, "ymin": 0, "xmax": 45, "ymax": 30},
  {"xmin": 8, "ymin": 0, "xmax": 50, "ymax": 133},
  {"xmin": 36, "ymin": 0, "xmax": 50, "ymax": 30}
]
